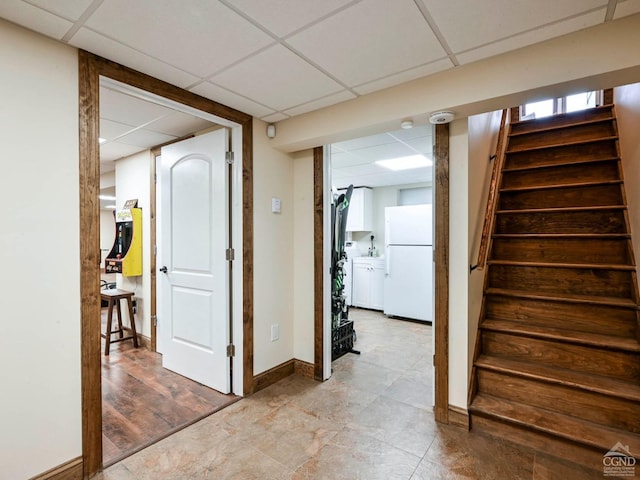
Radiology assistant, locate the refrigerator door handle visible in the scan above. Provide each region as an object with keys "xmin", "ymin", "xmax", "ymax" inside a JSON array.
[{"xmin": 385, "ymin": 247, "xmax": 391, "ymax": 276}]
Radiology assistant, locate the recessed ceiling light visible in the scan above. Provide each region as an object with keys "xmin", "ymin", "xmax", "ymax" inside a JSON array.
[
  {"xmin": 99, "ymin": 137, "xmax": 107, "ymax": 144},
  {"xmin": 99, "ymin": 195, "xmax": 116, "ymax": 201},
  {"xmin": 376, "ymin": 155, "xmax": 432, "ymax": 171},
  {"xmin": 401, "ymin": 120, "xmax": 414, "ymax": 129},
  {"xmin": 105, "ymin": 205, "xmax": 117, "ymax": 209}
]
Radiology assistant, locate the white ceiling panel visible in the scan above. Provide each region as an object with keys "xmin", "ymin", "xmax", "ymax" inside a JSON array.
[
  {"xmin": 100, "ymin": 142, "xmax": 145, "ymax": 162},
  {"xmin": 0, "ymin": 1, "xmax": 72, "ymax": 39},
  {"xmin": 211, "ymin": 44, "xmax": 343, "ymax": 111},
  {"xmin": 456, "ymin": 9, "xmax": 606, "ymax": 65},
  {"xmin": 261, "ymin": 112, "xmax": 290, "ymax": 123},
  {"xmin": 283, "ymin": 90, "xmax": 356, "ymax": 117},
  {"xmin": 190, "ymin": 81, "xmax": 275, "ymax": 118},
  {"xmin": 389, "ymin": 127, "xmax": 433, "ymax": 142},
  {"xmin": 100, "ymin": 119, "xmax": 136, "ymax": 141},
  {"xmin": 145, "ymin": 112, "xmax": 212, "ymax": 137},
  {"xmin": 100, "ymin": 87, "xmax": 174, "ymax": 125},
  {"xmin": 614, "ymin": 0, "xmax": 640, "ymax": 19},
  {"xmin": 401, "ymin": 136, "xmax": 433, "ymax": 155},
  {"xmin": 348, "ymin": 142, "xmax": 418, "ymax": 162},
  {"xmin": 287, "ymin": 0, "xmax": 446, "ymax": 86},
  {"xmin": 70, "ymin": 28, "xmax": 199, "ymax": 88},
  {"xmin": 354, "ymin": 58, "xmax": 453, "ymax": 95},
  {"xmin": 333, "ymin": 133, "xmax": 398, "ymax": 153},
  {"xmin": 85, "ymin": 0, "xmax": 274, "ymax": 77},
  {"xmin": 224, "ymin": 0, "xmax": 358, "ymax": 37},
  {"xmin": 25, "ymin": 0, "xmax": 95, "ymax": 21},
  {"xmin": 116, "ymin": 129, "xmax": 176, "ymax": 148},
  {"xmin": 423, "ymin": 0, "xmax": 607, "ymax": 53}
]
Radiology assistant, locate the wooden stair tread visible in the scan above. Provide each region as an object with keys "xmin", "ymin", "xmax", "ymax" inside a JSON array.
[
  {"xmin": 470, "ymin": 394, "xmax": 640, "ymax": 456},
  {"xmin": 485, "ymin": 288, "xmax": 637, "ymax": 308},
  {"xmin": 480, "ymin": 319, "xmax": 640, "ymax": 352},
  {"xmin": 509, "ymin": 116, "xmax": 615, "ymax": 137},
  {"xmin": 506, "ymin": 136, "xmax": 618, "ymax": 154},
  {"xmin": 487, "ymin": 260, "xmax": 636, "ymax": 271},
  {"xmin": 475, "ymin": 354, "xmax": 640, "ymax": 402},
  {"xmin": 500, "ymin": 180, "xmax": 622, "ymax": 193},
  {"xmin": 492, "ymin": 233, "xmax": 631, "ymax": 239},
  {"xmin": 503, "ymin": 156, "xmax": 619, "ymax": 173},
  {"xmin": 510, "ymin": 105, "xmax": 614, "ymax": 127},
  {"xmin": 496, "ymin": 205, "xmax": 626, "ymax": 214}
]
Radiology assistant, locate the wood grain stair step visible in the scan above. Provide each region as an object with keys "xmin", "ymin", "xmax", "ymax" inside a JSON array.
[
  {"xmin": 487, "ymin": 260, "xmax": 636, "ymax": 271},
  {"xmin": 506, "ymin": 136, "xmax": 618, "ymax": 154},
  {"xmin": 496, "ymin": 205, "xmax": 626, "ymax": 215},
  {"xmin": 509, "ymin": 116, "xmax": 615, "ymax": 137},
  {"xmin": 500, "ymin": 180, "xmax": 622, "ymax": 193},
  {"xmin": 484, "ymin": 288, "xmax": 638, "ymax": 309},
  {"xmin": 469, "ymin": 394, "xmax": 640, "ymax": 457},
  {"xmin": 503, "ymin": 156, "xmax": 619, "ymax": 174},
  {"xmin": 475, "ymin": 355, "xmax": 640, "ymax": 402},
  {"xmin": 492, "ymin": 233, "xmax": 631, "ymax": 239},
  {"xmin": 480, "ymin": 319, "xmax": 640, "ymax": 352}
]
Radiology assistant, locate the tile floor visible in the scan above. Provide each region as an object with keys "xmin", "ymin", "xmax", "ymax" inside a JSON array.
[{"xmin": 98, "ymin": 309, "xmax": 606, "ymax": 479}]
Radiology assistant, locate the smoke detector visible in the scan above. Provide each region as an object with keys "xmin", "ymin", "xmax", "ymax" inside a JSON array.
[{"xmin": 429, "ymin": 111, "xmax": 455, "ymax": 124}]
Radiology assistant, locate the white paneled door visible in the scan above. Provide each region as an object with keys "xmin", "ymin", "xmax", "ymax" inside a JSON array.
[{"xmin": 159, "ymin": 129, "xmax": 230, "ymax": 393}]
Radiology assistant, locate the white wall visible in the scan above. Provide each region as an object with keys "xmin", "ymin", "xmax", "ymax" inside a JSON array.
[
  {"xmin": 467, "ymin": 110, "xmax": 502, "ymax": 375},
  {"xmin": 253, "ymin": 119, "xmax": 296, "ymax": 374},
  {"xmin": 0, "ymin": 20, "xmax": 81, "ymax": 479},
  {"xmin": 448, "ymin": 119, "xmax": 470, "ymax": 409},
  {"xmin": 100, "ymin": 209, "xmax": 116, "ymax": 267},
  {"xmin": 615, "ymin": 84, "xmax": 640, "ymax": 279},
  {"xmin": 115, "ymin": 150, "xmax": 152, "ymax": 338},
  {"xmin": 292, "ymin": 150, "xmax": 315, "ymax": 364}
]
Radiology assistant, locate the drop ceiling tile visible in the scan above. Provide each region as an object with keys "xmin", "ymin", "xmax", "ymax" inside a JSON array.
[
  {"xmin": 145, "ymin": 112, "xmax": 213, "ymax": 137},
  {"xmin": 287, "ymin": 0, "xmax": 446, "ymax": 87},
  {"xmin": 353, "ymin": 58, "xmax": 454, "ymax": 95},
  {"xmin": 0, "ymin": 1, "xmax": 72, "ymax": 39},
  {"xmin": 100, "ymin": 119, "xmax": 136, "ymax": 141},
  {"xmin": 614, "ymin": 0, "xmax": 640, "ymax": 18},
  {"xmin": 401, "ymin": 136, "xmax": 433, "ymax": 155},
  {"xmin": 283, "ymin": 90, "xmax": 356, "ymax": 117},
  {"xmin": 334, "ymin": 133, "xmax": 398, "ymax": 152},
  {"xmin": 388, "ymin": 126, "xmax": 433, "ymax": 142},
  {"xmin": 423, "ymin": 0, "xmax": 607, "ymax": 53},
  {"xmin": 341, "ymin": 141, "xmax": 416, "ymax": 163},
  {"xmin": 116, "ymin": 129, "xmax": 176, "ymax": 148},
  {"xmin": 261, "ymin": 112, "xmax": 290, "ymax": 123},
  {"xmin": 211, "ymin": 44, "xmax": 343, "ymax": 111},
  {"xmin": 85, "ymin": 0, "xmax": 274, "ymax": 77},
  {"xmin": 100, "ymin": 87, "xmax": 175, "ymax": 126},
  {"xmin": 100, "ymin": 142, "xmax": 144, "ymax": 162},
  {"xmin": 190, "ymin": 81, "xmax": 275, "ymax": 118},
  {"xmin": 456, "ymin": 9, "xmax": 605, "ymax": 65},
  {"xmin": 225, "ymin": 0, "xmax": 357, "ymax": 37},
  {"xmin": 69, "ymin": 28, "xmax": 199, "ymax": 88},
  {"xmin": 25, "ymin": 0, "xmax": 94, "ymax": 20}
]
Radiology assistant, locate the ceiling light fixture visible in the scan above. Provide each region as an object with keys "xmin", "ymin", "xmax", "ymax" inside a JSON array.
[
  {"xmin": 105, "ymin": 205, "xmax": 117, "ymax": 209},
  {"xmin": 266, "ymin": 124, "xmax": 276, "ymax": 139},
  {"xmin": 99, "ymin": 195, "xmax": 116, "ymax": 201},
  {"xmin": 376, "ymin": 154, "xmax": 432, "ymax": 171},
  {"xmin": 400, "ymin": 120, "xmax": 414, "ymax": 129}
]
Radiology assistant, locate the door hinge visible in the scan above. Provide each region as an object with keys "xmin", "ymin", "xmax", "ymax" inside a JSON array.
[
  {"xmin": 227, "ymin": 344, "xmax": 235, "ymax": 357},
  {"xmin": 154, "ymin": 244, "xmax": 157, "ymax": 256},
  {"xmin": 226, "ymin": 248, "xmax": 235, "ymax": 261},
  {"xmin": 225, "ymin": 151, "xmax": 234, "ymax": 164},
  {"xmin": 151, "ymin": 315, "xmax": 157, "ymax": 327},
  {"xmin": 154, "ymin": 173, "xmax": 158, "ymax": 184}
]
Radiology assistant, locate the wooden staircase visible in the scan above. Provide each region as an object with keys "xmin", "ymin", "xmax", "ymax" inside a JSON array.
[{"xmin": 469, "ymin": 103, "xmax": 640, "ymax": 466}]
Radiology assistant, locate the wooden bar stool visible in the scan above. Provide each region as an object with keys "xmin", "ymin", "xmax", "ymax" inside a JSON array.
[{"xmin": 101, "ymin": 289, "xmax": 139, "ymax": 355}]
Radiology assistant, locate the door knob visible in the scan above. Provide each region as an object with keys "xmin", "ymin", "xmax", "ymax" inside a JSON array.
[{"xmin": 159, "ymin": 266, "xmax": 168, "ymax": 273}]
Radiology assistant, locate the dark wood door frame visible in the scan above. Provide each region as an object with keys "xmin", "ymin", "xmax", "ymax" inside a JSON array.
[
  {"xmin": 313, "ymin": 124, "xmax": 450, "ymax": 422},
  {"xmin": 79, "ymin": 50, "xmax": 254, "ymax": 479}
]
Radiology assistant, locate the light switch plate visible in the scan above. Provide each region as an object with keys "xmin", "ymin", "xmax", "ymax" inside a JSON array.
[{"xmin": 271, "ymin": 197, "xmax": 281, "ymax": 213}]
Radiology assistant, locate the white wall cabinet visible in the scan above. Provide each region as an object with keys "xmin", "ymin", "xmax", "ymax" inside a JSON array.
[
  {"xmin": 339, "ymin": 187, "xmax": 373, "ymax": 231},
  {"xmin": 352, "ymin": 257, "xmax": 384, "ymax": 310}
]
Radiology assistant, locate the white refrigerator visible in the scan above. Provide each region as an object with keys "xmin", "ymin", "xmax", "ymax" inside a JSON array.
[{"xmin": 383, "ymin": 205, "xmax": 433, "ymax": 322}]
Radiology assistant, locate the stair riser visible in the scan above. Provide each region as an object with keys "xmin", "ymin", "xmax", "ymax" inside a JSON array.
[
  {"xmin": 481, "ymin": 332, "xmax": 640, "ymax": 381},
  {"xmin": 485, "ymin": 295, "xmax": 637, "ymax": 337},
  {"xmin": 488, "ymin": 265, "xmax": 633, "ymax": 298},
  {"xmin": 508, "ymin": 122, "xmax": 616, "ymax": 151},
  {"xmin": 499, "ymin": 184, "xmax": 623, "ymax": 210},
  {"xmin": 510, "ymin": 107, "xmax": 614, "ymax": 135},
  {"xmin": 501, "ymin": 160, "xmax": 620, "ymax": 189},
  {"xmin": 496, "ymin": 210, "xmax": 626, "ymax": 234},
  {"xmin": 490, "ymin": 238, "xmax": 631, "ymax": 265},
  {"xmin": 504, "ymin": 141, "xmax": 617, "ymax": 170},
  {"xmin": 477, "ymin": 370, "xmax": 640, "ymax": 433}
]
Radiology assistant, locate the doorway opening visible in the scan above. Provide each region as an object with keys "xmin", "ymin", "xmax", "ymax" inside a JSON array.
[
  {"xmin": 319, "ymin": 124, "xmax": 441, "ymax": 412},
  {"xmin": 79, "ymin": 51, "xmax": 255, "ymax": 478}
]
